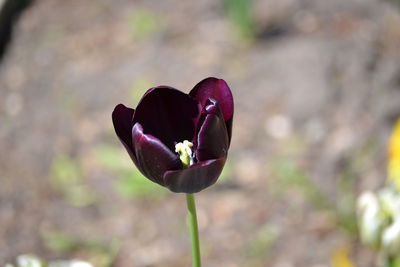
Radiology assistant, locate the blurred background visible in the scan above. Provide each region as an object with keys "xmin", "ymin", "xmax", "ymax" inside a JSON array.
[{"xmin": 1, "ymin": 0, "xmax": 400, "ymax": 266}]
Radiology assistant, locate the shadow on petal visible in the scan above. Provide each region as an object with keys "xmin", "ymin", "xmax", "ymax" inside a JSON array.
[
  {"xmin": 112, "ymin": 104, "xmax": 137, "ymax": 163},
  {"xmin": 132, "ymin": 123, "xmax": 182, "ymax": 185},
  {"xmin": 196, "ymin": 99, "xmax": 229, "ymax": 161},
  {"xmin": 112, "ymin": 104, "xmax": 135, "ymax": 147},
  {"xmin": 133, "ymin": 86, "xmax": 200, "ymax": 151},
  {"xmin": 189, "ymin": 78, "xmax": 234, "ymax": 142}
]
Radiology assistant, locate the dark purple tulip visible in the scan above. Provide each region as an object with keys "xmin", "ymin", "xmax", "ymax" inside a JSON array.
[{"xmin": 112, "ymin": 77, "xmax": 234, "ymax": 193}]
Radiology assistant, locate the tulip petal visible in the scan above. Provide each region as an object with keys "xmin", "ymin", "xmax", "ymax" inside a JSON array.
[
  {"xmin": 133, "ymin": 86, "xmax": 200, "ymax": 151},
  {"xmin": 163, "ymin": 158, "xmax": 226, "ymax": 193},
  {"xmin": 112, "ymin": 104, "xmax": 137, "ymax": 161},
  {"xmin": 189, "ymin": 77, "xmax": 234, "ymax": 142},
  {"xmin": 196, "ymin": 99, "xmax": 229, "ymax": 161},
  {"xmin": 132, "ymin": 123, "xmax": 182, "ymax": 185}
]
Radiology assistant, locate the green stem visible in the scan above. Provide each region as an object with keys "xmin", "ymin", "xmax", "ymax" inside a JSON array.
[{"xmin": 186, "ymin": 193, "xmax": 201, "ymax": 267}]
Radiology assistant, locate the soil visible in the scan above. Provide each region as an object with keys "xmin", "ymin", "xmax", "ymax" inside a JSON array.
[{"xmin": 1, "ymin": 0, "xmax": 400, "ymax": 266}]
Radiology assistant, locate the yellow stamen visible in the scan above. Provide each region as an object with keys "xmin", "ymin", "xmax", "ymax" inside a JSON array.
[{"xmin": 175, "ymin": 140, "xmax": 193, "ymax": 168}]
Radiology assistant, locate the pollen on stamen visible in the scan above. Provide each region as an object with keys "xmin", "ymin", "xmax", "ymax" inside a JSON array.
[{"xmin": 175, "ymin": 140, "xmax": 193, "ymax": 167}]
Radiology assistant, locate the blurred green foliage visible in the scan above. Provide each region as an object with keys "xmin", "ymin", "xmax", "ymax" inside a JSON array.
[
  {"xmin": 59, "ymin": 91, "xmax": 80, "ymax": 113},
  {"xmin": 219, "ymin": 159, "xmax": 233, "ymax": 181},
  {"xmin": 129, "ymin": 78, "xmax": 153, "ymax": 106},
  {"xmin": 270, "ymin": 140, "xmax": 378, "ymax": 237},
  {"xmin": 337, "ymin": 140, "xmax": 379, "ymax": 235},
  {"xmin": 95, "ymin": 144, "xmax": 132, "ymax": 171},
  {"xmin": 393, "ymin": 257, "xmax": 400, "ymax": 267},
  {"xmin": 225, "ymin": 0, "xmax": 255, "ymax": 40},
  {"xmin": 43, "ymin": 231, "xmax": 119, "ymax": 267},
  {"xmin": 117, "ymin": 171, "xmax": 168, "ymax": 199},
  {"xmin": 336, "ymin": 167, "xmax": 358, "ymax": 235},
  {"xmin": 390, "ymin": 0, "xmax": 400, "ymax": 8},
  {"xmin": 269, "ymin": 157, "xmax": 358, "ymax": 237},
  {"xmin": 243, "ymin": 224, "xmax": 279, "ymax": 266},
  {"xmin": 43, "ymin": 231, "xmax": 81, "ymax": 253},
  {"xmin": 127, "ymin": 9, "xmax": 163, "ymax": 40},
  {"xmin": 51, "ymin": 155, "xmax": 96, "ymax": 207},
  {"xmin": 271, "ymin": 159, "xmax": 332, "ymax": 210},
  {"xmin": 95, "ymin": 144, "xmax": 168, "ymax": 199}
]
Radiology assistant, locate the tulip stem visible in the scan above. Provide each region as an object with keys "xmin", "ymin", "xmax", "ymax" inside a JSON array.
[{"xmin": 186, "ymin": 193, "xmax": 201, "ymax": 267}]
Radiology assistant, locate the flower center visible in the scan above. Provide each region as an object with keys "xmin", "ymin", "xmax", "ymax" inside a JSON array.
[{"xmin": 175, "ymin": 140, "xmax": 193, "ymax": 168}]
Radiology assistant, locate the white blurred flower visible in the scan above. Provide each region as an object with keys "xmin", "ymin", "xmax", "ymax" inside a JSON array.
[
  {"xmin": 358, "ymin": 185, "xmax": 400, "ymax": 255},
  {"xmin": 17, "ymin": 255, "xmax": 45, "ymax": 267},
  {"xmin": 358, "ymin": 191, "xmax": 380, "ymax": 214},
  {"xmin": 49, "ymin": 260, "xmax": 93, "ymax": 267},
  {"xmin": 378, "ymin": 187, "xmax": 400, "ymax": 218},
  {"xmin": 382, "ymin": 216, "xmax": 400, "ymax": 255},
  {"xmin": 11, "ymin": 254, "xmax": 93, "ymax": 267},
  {"xmin": 357, "ymin": 191, "xmax": 386, "ymax": 247}
]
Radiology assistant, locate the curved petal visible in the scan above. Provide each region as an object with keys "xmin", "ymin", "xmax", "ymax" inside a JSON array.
[
  {"xmin": 189, "ymin": 77, "xmax": 234, "ymax": 141},
  {"xmin": 132, "ymin": 123, "xmax": 182, "ymax": 185},
  {"xmin": 112, "ymin": 104, "xmax": 137, "ymax": 162},
  {"xmin": 196, "ymin": 99, "xmax": 229, "ymax": 161},
  {"xmin": 133, "ymin": 86, "xmax": 200, "ymax": 151},
  {"xmin": 163, "ymin": 158, "xmax": 226, "ymax": 193}
]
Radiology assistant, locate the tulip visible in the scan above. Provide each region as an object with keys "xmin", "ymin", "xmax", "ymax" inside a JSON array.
[{"xmin": 112, "ymin": 77, "xmax": 234, "ymax": 193}]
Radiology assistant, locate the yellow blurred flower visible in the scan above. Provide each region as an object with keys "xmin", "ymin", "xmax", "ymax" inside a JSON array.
[
  {"xmin": 388, "ymin": 120, "xmax": 400, "ymax": 190},
  {"xmin": 331, "ymin": 246, "xmax": 355, "ymax": 267}
]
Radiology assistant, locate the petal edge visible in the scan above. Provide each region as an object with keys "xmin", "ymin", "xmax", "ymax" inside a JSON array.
[
  {"xmin": 112, "ymin": 104, "xmax": 137, "ymax": 162},
  {"xmin": 132, "ymin": 123, "xmax": 182, "ymax": 185},
  {"xmin": 163, "ymin": 158, "xmax": 226, "ymax": 193},
  {"xmin": 189, "ymin": 77, "xmax": 234, "ymax": 142},
  {"xmin": 196, "ymin": 99, "xmax": 229, "ymax": 161}
]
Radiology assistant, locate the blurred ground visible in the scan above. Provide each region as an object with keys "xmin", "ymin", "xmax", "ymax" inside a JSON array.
[{"xmin": 1, "ymin": 0, "xmax": 400, "ymax": 266}]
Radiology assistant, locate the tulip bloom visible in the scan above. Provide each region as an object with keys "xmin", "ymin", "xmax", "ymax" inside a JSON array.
[{"xmin": 112, "ymin": 77, "xmax": 233, "ymax": 193}]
